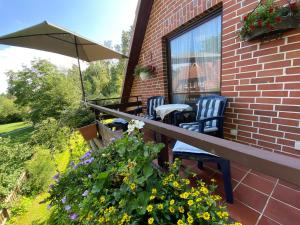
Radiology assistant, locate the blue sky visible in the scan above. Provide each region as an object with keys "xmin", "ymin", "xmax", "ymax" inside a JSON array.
[{"xmin": 0, "ymin": 0, "xmax": 138, "ymax": 93}]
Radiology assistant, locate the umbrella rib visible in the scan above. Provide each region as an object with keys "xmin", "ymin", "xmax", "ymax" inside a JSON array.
[{"xmin": 0, "ymin": 33, "xmax": 69, "ymax": 40}]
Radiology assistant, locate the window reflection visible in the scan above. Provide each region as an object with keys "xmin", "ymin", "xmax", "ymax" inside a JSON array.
[{"xmin": 169, "ymin": 14, "xmax": 221, "ymax": 104}]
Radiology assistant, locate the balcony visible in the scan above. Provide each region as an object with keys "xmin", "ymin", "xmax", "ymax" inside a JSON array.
[{"xmin": 85, "ymin": 97, "xmax": 300, "ymax": 225}]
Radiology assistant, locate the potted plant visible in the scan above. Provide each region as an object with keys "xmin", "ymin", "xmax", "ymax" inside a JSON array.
[
  {"xmin": 134, "ymin": 65, "xmax": 155, "ymax": 80},
  {"xmin": 239, "ymin": 0, "xmax": 300, "ymax": 41}
]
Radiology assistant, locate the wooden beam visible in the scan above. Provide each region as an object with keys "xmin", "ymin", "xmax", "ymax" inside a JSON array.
[{"xmin": 87, "ymin": 102, "xmax": 300, "ymax": 187}]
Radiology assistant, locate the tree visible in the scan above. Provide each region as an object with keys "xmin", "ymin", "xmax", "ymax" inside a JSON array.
[
  {"xmin": 7, "ymin": 59, "xmax": 81, "ymax": 123},
  {"xmin": 0, "ymin": 94, "xmax": 26, "ymax": 124}
]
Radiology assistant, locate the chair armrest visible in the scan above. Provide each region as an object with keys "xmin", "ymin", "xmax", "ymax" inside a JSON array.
[{"xmin": 198, "ymin": 116, "xmax": 224, "ymax": 133}]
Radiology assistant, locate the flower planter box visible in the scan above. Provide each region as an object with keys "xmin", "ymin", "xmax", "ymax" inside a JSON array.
[
  {"xmin": 78, "ymin": 123, "xmax": 97, "ymax": 141},
  {"xmin": 244, "ymin": 15, "xmax": 299, "ymax": 41}
]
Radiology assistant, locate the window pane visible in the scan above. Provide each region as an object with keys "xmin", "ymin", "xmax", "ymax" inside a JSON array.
[{"xmin": 170, "ymin": 14, "xmax": 221, "ymax": 104}]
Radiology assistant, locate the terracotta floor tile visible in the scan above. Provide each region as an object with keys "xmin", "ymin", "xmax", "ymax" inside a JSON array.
[
  {"xmin": 231, "ymin": 166, "xmax": 248, "ymax": 182},
  {"xmin": 278, "ymin": 179, "xmax": 300, "ymax": 191},
  {"xmin": 257, "ymin": 216, "xmax": 281, "ymax": 225},
  {"xmin": 251, "ymin": 170, "xmax": 278, "ymax": 183},
  {"xmin": 264, "ymin": 198, "xmax": 300, "ymax": 225},
  {"xmin": 242, "ymin": 172, "xmax": 276, "ymax": 195},
  {"xmin": 234, "ymin": 183, "xmax": 269, "ymax": 212},
  {"xmin": 272, "ymin": 184, "xmax": 300, "ymax": 209},
  {"xmin": 231, "ymin": 161, "xmax": 250, "ymax": 172},
  {"xmin": 227, "ymin": 199, "xmax": 260, "ymax": 225}
]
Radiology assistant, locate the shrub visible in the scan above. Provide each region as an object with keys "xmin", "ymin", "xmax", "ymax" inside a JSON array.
[
  {"xmin": 60, "ymin": 106, "xmax": 95, "ymax": 129},
  {"xmin": 30, "ymin": 118, "xmax": 71, "ymax": 152},
  {"xmin": 22, "ymin": 147, "xmax": 56, "ymax": 196},
  {"xmin": 0, "ymin": 137, "xmax": 32, "ymax": 201},
  {"xmin": 47, "ymin": 120, "xmax": 235, "ymax": 225}
]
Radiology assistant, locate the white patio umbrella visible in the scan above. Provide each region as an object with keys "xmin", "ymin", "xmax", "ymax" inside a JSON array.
[{"xmin": 0, "ymin": 21, "xmax": 127, "ymax": 100}]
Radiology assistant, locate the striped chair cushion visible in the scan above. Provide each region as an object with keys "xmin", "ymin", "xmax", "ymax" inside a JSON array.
[
  {"xmin": 143, "ymin": 114, "xmax": 155, "ymax": 120},
  {"xmin": 179, "ymin": 122, "xmax": 218, "ymax": 133},
  {"xmin": 173, "ymin": 141, "xmax": 216, "ymax": 156},
  {"xmin": 196, "ymin": 97, "xmax": 222, "ymax": 127},
  {"xmin": 148, "ymin": 97, "xmax": 164, "ymax": 117}
]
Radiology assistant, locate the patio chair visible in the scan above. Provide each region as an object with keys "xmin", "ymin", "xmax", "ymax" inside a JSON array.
[
  {"xmin": 172, "ymin": 141, "xmax": 233, "ymax": 203},
  {"xmin": 176, "ymin": 95, "xmax": 227, "ymax": 138},
  {"xmin": 142, "ymin": 96, "xmax": 165, "ymax": 120}
]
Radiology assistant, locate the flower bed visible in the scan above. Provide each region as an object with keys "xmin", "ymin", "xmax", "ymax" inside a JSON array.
[{"xmin": 47, "ymin": 120, "xmax": 239, "ymax": 225}]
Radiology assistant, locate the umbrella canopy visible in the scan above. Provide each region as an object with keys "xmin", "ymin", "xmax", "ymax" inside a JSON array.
[
  {"xmin": 0, "ymin": 21, "xmax": 125, "ymax": 61},
  {"xmin": 0, "ymin": 21, "xmax": 127, "ymax": 99}
]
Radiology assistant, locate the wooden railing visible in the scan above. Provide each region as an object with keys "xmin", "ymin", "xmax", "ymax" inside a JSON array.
[{"xmin": 86, "ymin": 102, "xmax": 300, "ymax": 187}]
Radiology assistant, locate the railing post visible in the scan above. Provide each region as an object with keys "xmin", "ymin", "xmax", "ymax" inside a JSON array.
[{"xmin": 155, "ymin": 132, "xmax": 169, "ymax": 169}]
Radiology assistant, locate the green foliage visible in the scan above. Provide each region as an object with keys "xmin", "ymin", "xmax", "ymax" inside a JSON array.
[
  {"xmin": 47, "ymin": 123, "xmax": 231, "ymax": 225},
  {"xmin": 22, "ymin": 147, "xmax": 56, "ymax": 196},
  {"xmin": 7, "ymin": 59, "xmax": 81, "ymax": 124},
  {"xmin": 30, "ymin": 118, "xmax": 71, "ymax": 152},
  {"xmin": 0, "ymin": 138, "xmax": 33, "ymax": 201},
  {"xmin": 134, "ymin": 65, "xmax": 155, "ymax": 76},
  {"xmin": 0, "ymin": 94, "xmax": 27, "ymax": 124},
  {"xmin": 60, "ymin": 105, "xmax": 95, "ymax": 128}
]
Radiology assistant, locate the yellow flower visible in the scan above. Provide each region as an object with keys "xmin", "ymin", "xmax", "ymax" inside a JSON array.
[
  {"xmin": 177, "ymin": 219, "xmax": 185, "ymax": 225},
  {"xmin": 184, "ymin": 179, "xmax": 190, "ymax": 185},
  {"xmin": 130, "ymin": 183, "xmax": 136, "ymax": 191},
  {"xmin": 99, "ymin": 217, "xmax": 105, "ymax": 223},
  {"xmin": 150, "ymin": 195, "xmax": 155, "ymax": 200},
  {"xmin": 147, "ymin": 205, "xmax": 153, "ymax": 213},
  {"xmin": 200, "ymin": 187, "xmax": 209, "ymax": 195},
  {"xmin": 196, "ymin": 213, "xmax": 201, "ymax": 218},
  {"xmin": 151, "ymin": 188, "xmax": 157, "ymax": 194},
  {"xmin": 203, "ymin": 212, "xmax": 210, "ymax": 221},
  {"xmin": 187, "ymin": 200, "xmax": 194, "ymax": 206},
  {"xmin": 170, "ymin": 199, "xmax": 175, "ymax": 205},
  {"xmin": 211, "ymin": 178, "xmax": 216, "ymax": 182},
  {"xmin": 196, "ymin": 197, "xmax": 202, "ymax": 202},
  {"xmin": 169, "ymin": 206, "xmax": 175, "ymax": 213},
  {"xmin": 123, "ymin": 176, "xmax": 128, "ymax": 183},
  {"xmin": 180, "ymin": 192, "xmax": 190, "ymax": 199},
  {"xmin": 158, "ymin": 204, "xmax": 164, "ymax": 210},
  {"xmin": 217, "ymin": 211, "xmax": 223, "ymax": 218},
  {"xmin": 99, "ymin": 196, "xmax": 105, "ymax": 203},
  {"xmin": 222, "ymin": 211, "xmax": 229, "ymax": 218},
  {"xmin": 178, "ymin": 206, "xmax": 184, "ymax": 213},
  {"xmin": 187, "ymin": 216, "xmax": 194, "ymax": 224},
  {"xmin": 160, "ymin": 195, "xmax": 165, "ymax": 200},
  {"xmin": 173, "ymin": 181, "xmax": 180, "ymax": 188},
  {"xmin": 148, "ymin": 217, "xmax": 154, "ymax": 224},
  {"xmin": 234, "ymin": 223, "xmax": 242, "ymax": 225}
]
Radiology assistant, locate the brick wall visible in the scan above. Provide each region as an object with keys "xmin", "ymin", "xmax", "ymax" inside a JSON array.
[{"xmin": 129, "ymin": 0, "xmax": 300, "ymax": 158}]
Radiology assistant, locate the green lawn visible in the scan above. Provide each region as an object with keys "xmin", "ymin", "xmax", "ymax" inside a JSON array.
[{"xmin": 0, "ymin": 122, "xmax": 34, "ymax": 143}]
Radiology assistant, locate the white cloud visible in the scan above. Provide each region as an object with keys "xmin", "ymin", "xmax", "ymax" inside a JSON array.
[{"xmin": 0, "ymin": 46, "xmax": 88, "ymax": 93}]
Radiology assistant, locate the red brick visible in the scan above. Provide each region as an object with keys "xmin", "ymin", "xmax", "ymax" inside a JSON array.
[
  {"xmin": 286, "ymin": 50, "xmax": 300, "ymax": 59},
  {"xmin": 253, "ymin": 134, "xmax": 276, "ymax": 143},
  {"xmin": 262, "ymin": 91, "xmax": 288, "ymax": 97},
  {"xmin": 234, "ymin": 108, "xmax": 254, "ymax": 114},
  {"xmin": 259, "ymin": 116, "xmax": 271, "ymax": 122},
  {"xmin": 254, "ymin": 110, "xmax": 277, "ymax": 117},
  {"xmin": 236, "ymin": 72, "xmax": 256, "ymax": 79},
  {"xmin": 288, "ymin": 34, "xmax": 300, "ymax": 43},
  {"xmin": 275, "ymin": 105, "xmax": 300, "ymax": 112},
  {"xmin": 277, "ymin": 138, "xmax": 295, "ymax": 147},
  {"xmin": 264, "ymin": 60, "xmax": 291, "ymax": 69},
  {"xmin": 279, "ymin": 112, "xmax": 300, "ymax": 120},
  {"xmin": 257, "ymin": 83, "xmax": 283, "ymax": 90},
  {"xmin": 293, "ymin": 58, "xmax": 300, "ymax": 66},
  {"xmin": 290, "ymin": 91, "xmax": 300, "ymax": 97},
  {"xmin": 258, "ymin": 140, "xmax": 281, "ymax": 150},
  {"xmin": 250, "ymin": 104, "xmax": 273, "ymax": 110},
  {"xmin": 240, "ymin": 91, "xmax": 261, "ymax": 97},
  {"xmin": 272, "ymin": 118, "xmax": 299, "ymax": 127},
  {"xmin": 257, "ymin": 69, "xmax": 283, "ymax": 77},
  {"xmin": 241, "ymin": 52, "xmax": 252, "ymax": 60},
  {"xmin": 258, "ymin": 53, "xmax": 284, "ymax": 63},
  {"xmin": 254, "ymin": 122, "xmax": 277, "ymax": 130},
  {"xmin": 236, "ymin": 85, "xmax": 256, "ymax": 91},
  {"xmin": 237, "ymin": 45, "xmax": 258, "ymax": 55},
  {"xmin": 279, "ymin": 125, "xmax": 300, "ymax": 134},
  {"xmin": 251, "ymin": 77, "xmax": 274, "ymax": 84},
  {"xmin": 280, "ymin": 42, "xmax": 300, "ymax": 52},
  {"xmin": 286, "ymin": 67, "xmax": 300, "ymax": 74},
  {"xmin": 238, "ymin": 114, "xmax": 258, "ymax": 121},
  {"xmin": 256, "ymin": 98, "xmax": 281, "ymax": 104},
  {"xmin": 285, "ymin": 83, "xmax": 300, "ymax": 89},
  {"xmin": 259, "ymin": 128, "xmax": 284, "ymax": 138},
  {"xmin": 253, "ymin": 47, "xmax": 278, "ymax": 57},
  {"xmin": 238, "ymin": 124, "xmax": 258, "ymax": 133},
  {"xmin": 282, "ymin": 98, "xmax": 300, "ymax": 105},
  {"xmin": 236, "ymin": 58, "xmax": 257, "ymax": 67},
  {"xmin": 260, "ymin": 39, "xmax": 285, "ymax": 49},
  {"xmin": 285, "ymin": 133, "xmax": 300, "ymax": 141}
]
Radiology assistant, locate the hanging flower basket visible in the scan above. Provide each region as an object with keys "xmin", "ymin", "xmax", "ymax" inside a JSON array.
[
  {"xmin": 240, "ymin": 0, "xmax": 300, "ymax": 41},
  {"xmin": 134, "ymin": 65, "xmax": 155, "ymax": 80}
]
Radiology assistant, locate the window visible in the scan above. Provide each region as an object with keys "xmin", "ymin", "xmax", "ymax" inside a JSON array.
[{"xmin": 168, "ymin": 14, "xmax": 221, "ymax": 104}]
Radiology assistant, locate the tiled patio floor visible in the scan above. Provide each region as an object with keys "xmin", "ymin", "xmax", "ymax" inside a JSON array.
[{"xmin": 179, "ymin": 158, "xmax": 300, "ymax": 225}]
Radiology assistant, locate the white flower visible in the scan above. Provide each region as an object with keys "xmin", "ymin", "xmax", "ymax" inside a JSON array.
[{"xmin": 127, "ymin": 119, "xmax": 145, "ymax": 133}]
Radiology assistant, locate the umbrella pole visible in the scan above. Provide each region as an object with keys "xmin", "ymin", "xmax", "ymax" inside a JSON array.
[{"xmin": 74, "ymin": 36, "xmax": 86, "ymax": 101}]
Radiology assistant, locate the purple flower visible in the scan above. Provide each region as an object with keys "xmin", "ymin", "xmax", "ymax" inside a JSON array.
[
  {"xmin": 69, "ymin": 161, "xmax": 75, "ymax": 167},
  {"xmin": 83, "ymin": 157, "xmax": 95, "ymax": 165},
  {"xmin": 64, "ymin": 205, "xmax": 71, "ymax": 211},
  {"xmin": 48, "ymin": 184, "xmax": 54, "ymax": 190},
  {"xmin": 47, "ymin": 204, "xmax": 52, "ymax": 210},
  {"xmin": 82, "ymin": 190, "xmax": 89, "ymax": 197},
  {"xmin": 53, "ymin": 173, "xmax": 60, "ymax": 180},
  {"xmin": 61, "ymin": 196, "xmax": 67, "ymax": 204},
  {"xmin": 69, "ymin": 213, "xmax": 78, "ymax": 221},
  {"xmin": 80, "ymin": 150, "xmax": 93, "ymax": 161}
]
